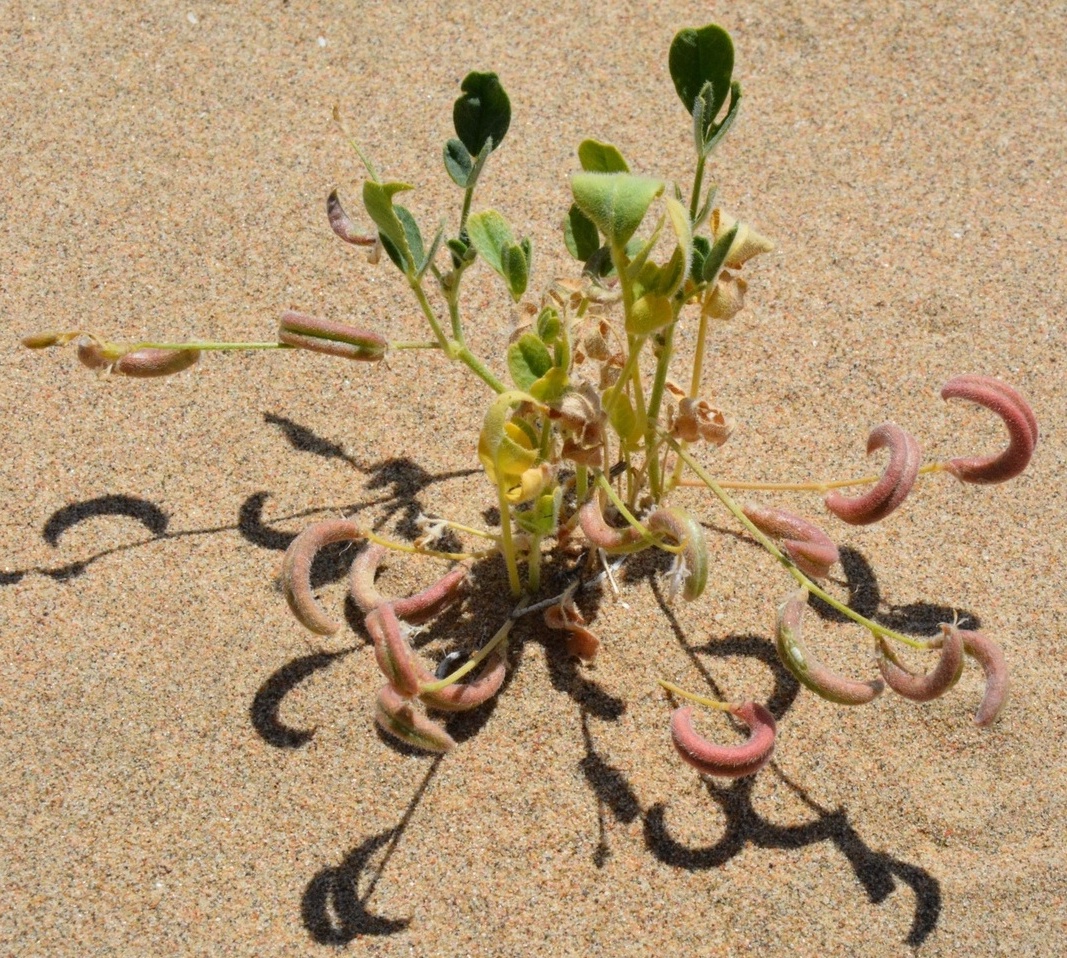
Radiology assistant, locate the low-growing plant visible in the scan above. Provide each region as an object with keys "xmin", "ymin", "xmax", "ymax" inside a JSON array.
[{"xmin": 25, "ymin": 24, "xmax": 1037, "ymax": 776}]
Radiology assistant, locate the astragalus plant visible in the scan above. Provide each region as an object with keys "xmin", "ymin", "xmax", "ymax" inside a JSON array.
[{"xmin": 25, "ymin": 24, "xmax": 1036, "ymax": 777}]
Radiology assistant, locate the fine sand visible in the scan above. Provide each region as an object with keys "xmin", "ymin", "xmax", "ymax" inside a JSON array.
[{"xmin": 2, "ymin": 2, "xmax": 1065, "ymax": 955}]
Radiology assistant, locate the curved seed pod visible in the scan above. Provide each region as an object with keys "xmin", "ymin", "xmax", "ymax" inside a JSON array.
[
  {"xmin": 776, "ymin": 590, "xmax": 884, "ymax": 705},
  {"xmin": 670, "ymin": 702, "xmax": 776, "ymax": 778},
  {"xmin": 647, "ymin": 506, "xmax": 708, "ymax": 601},
  {"xmin": 327, "ymin": 189, "xmax": 377, "ymax": 246},
  {"xmin": 577, "ymin": 498, "xmax": 644, "ymax": 553},
  {"xmin": 418, "ymin": 650, "xmax": 507, "ymax": 712},
  {"xmin": 824, "ymin": 422, "xmax": 921, "ymax": 525},
  {"xmin": 933, "ymin": 625, "xmax": 1008, "ymax": 727},
  {"xmin": 375, "ymin": 685, "xmax": 456, "ymax": 753},
  {"xmin": 281, "ymin": 518, "xmax": 364, "ymax": 634},
  {"xmin": 366, "ymin": 602, "xmax": 423, "ymax": 697},
  {"xmin": 742, "ymin": 503, "xmax": 839, "ymax": 579},
  {"xmin": 941, "ymin": 375, "xmax": 1038, "ymax": 484},
  {"xmin": 278, "ymin": 310, "xmax": 387, "ymax": 362},
  {"xmin": 876, "ymin": 627, "xmax": 964, "ymax": 703},
  {"xmin": 22, "ymin": 330, "xmax": 82, "ymax": 349},
  {"xmin": 349, "ymin": 543, "xmax": 470, "ymax": 624}
]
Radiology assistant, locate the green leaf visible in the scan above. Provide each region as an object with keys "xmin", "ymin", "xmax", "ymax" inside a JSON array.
[
  {"xmin": 453, "ymin": 72, "xmax": 511, "ymax": 157},
  {"xmin": 507, "ymin": 333, "xmax": 552, "ymax": 390},
  {"xmin": 362, "ymin": 181, "xmax": 415, "ymax": 272},
  {"xmin": 468, "ymin": 210, "xmax": 529, "ymax": 301},
  {"xmin": 536, "ymin": 306, "xmax": 561, "ymax": 343},
  {"xmin": 379, "ymin": 205, "xmax": 425, "ymax": 274},
  {"xmin": 604, "ymin": 387, "xmax": 640, "ymax": 445},
  {"xmin": 467, "ymin": 209, "xmax": 514, "ymax": 273},
  {"xmin": 563, "ymin": 204, "xmax": 600, "ymax": 261},
  {"xmin": 669, "ymin": 25, "xmax": 734, "ymax": 119},
  {"xmin": 577, "ymin": 139, "xmax": 630, "ymax": 173},
  {"xmin": 570, "ymin": 172, "xmax": 664, "ymax": 249},
  {"xmin": 529, "ymin": 365, "xmax": 568, "ymax": 404},
  {"xmin": 702, "ymin": 222, "xmax": 738, "ymax": 283},
  {"xmin": 515, "ymin": 487, "xmax": 562, "ymax": 536},
  {"xmin": 444, "ymin": 138, "xmax": 473, "ymax": 187},
  {"xmin": 690, "ymin": 234, "xmax": 711, "ymax": 280}
]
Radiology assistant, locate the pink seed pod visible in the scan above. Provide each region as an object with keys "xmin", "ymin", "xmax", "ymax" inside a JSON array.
[
  {"xmin": 932, "ymin": 624, "xmax": 1009, "ymax": 727},
  {"xmin": 366, "ymin": 602, "xmax": 424, "ymax": 698},
  {"xmin": 776, "ymin": 590, "xmax": 884, "ymax": 705},
  {"xmin": 278, "ymin": 310, "xmax": 387, "ymax": 362},
  {"xmin": 327, "ymin": 189, "xmax": 378, "ymax": 246},
  {"xmin": 578, "ymin": 498, "xmax": 644, "ymax": 553},
  {"xmin": 940, "ymin": 375, "xmax": 1038, "ymax": 484},
  {"xmin": 418, "ymin": 650, "xmax": 507, "ymax": 712},
  {"xmin": 876, "ymin": 627, "xmax": 964, "ymax": 703},
  {"xmin": 281, "ymin": 518, "xmax": 364, "ymax": 634},
  {"xmin": 375, "ymin": 684, "xmax": 456, "ymax": 753},
  {"xmin": 647, "ymin": 506, "xmax": 709, "ymax": 601},
  {"xmin": 349, "ymin": 542, "xmax": 470, "ymax": 624},
  {"xmin": 742, "ymin": 503, "xmax": 840, "ymax": 579},
  {"xmin": 76, "ymin": 343, "xmax": 201, "ymax": 377},
  {"xmin": 824, "ymin": 422, "xmax": 921, "ymax": 525},
  {"xmin": 670, "ymin": 702, "xmax": 776, "ymax": 778}
]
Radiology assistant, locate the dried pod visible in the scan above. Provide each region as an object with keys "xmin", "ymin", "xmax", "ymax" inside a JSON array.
[
  {"xmin": 327, "ymin": 189, "xmax": 377, "ymax": 246},
  {"xmin": 647, "ymin": 506, "xmax": 708, "ymax": 601},
  {"xmin": 375, "ymin": 684, "xmax": 456, "ymax": 753},
  {"xmin": 824, "ymin": 422, "xmax": 921, "ymax": 525},
  {"xmin": 21, "ymin": 330, "xmax": 81, "ymax": 349},
  {"xmin": 941, "ymin": 375, "xmax": 1038, "ymax": 484},
  {"xmin": 578, "ymin": 498, "xmax": 644, "ymax": 553},
  {"xmin": 543, "ymin": 594, "xmax": 600, "ymax": 663},
  {"xmin": 669, "ymin": 398, "xmax": 734, "ymax": 446},
  {"xmin": 349, "ymin": 543, "xmax": 469, "ymax": 624},
  {"xmin": 711, "ymin": 209, "xmax": 775, "ymax": 269},
  {"xmin": 742, "ymin": 503, "xmax": 839, "ymax": 579},
  {"xmin": 366, "ymin": 602, "xmax": 423, "ymax": 697},
  {"xmin": 278, "ymin": 310, "xmax": 387, "ymax": 362},
  {"xmin": 670, "ymin": 702, "xmax": 776, "ymax": 778},
  {"xmin": 280, "ymin": 518, "xmax": 364, "ymax": 634},
  {"xmin": 776, "ymin": 590, "xmax": 884, "ymax": 705},
  {"xmin": 702, "ymin": 270, "xmax": 748, "ymax": 320},
  {"xmin": 418, "ymin": 650, "xmax": 507, "ymax": 712},
  {"xmin": 933, "ymin": 624, "xmax": 1009, "ymax": 727},
  {"xmin": 876, "ymin": 627, "xmax": 964, "ymax": 703}
]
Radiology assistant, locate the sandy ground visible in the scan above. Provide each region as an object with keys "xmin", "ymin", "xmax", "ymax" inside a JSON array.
[{"xmin": 2, "ymin": 2, "xmax": 1065, "ymax": 955}]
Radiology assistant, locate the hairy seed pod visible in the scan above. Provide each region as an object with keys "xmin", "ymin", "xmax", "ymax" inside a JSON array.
[
  {"xmin": 577, "ymin": 497, "xmax": 644, "ymax": 553},
  {"xmin": 76, "ymin": 343, "xmax": 200, "ymax": 377},
  {"xmin": 349, "ymin": 543, "xmax": 470, "ymax": 624},
  {"xmin": 418, "ymin": 650, "xmax": 507, "ymax": 712},
  {"xmin": 114, "ymin": 348, "xmax": 200, "ymax": 377},
  {"xmin": 742, "ymin": 503, "xmax": 840, "ymax": 578},
  {"xmin": 281, "ymin": 518, "xmax": 363, "ymax": 634},
  {"xmin": 932, "ymin": 624, "xmax": 1009, "ymax": 727},
  {"xmin": 366, "ymin": 602, "xmax": 424, "ymax": 698},
  {"xmin": 375, "ymin": 685, "xmax": 456, "ymax": 753},
  {"xmin": 327, "ymin": 189, "xmax": 378, "ymax": 246},
  {"xmin": 776, "ymin": 590, "xmax": 884, "ymax": 705},
  {"xmin": 278, "ymin": 310, "xmax": 387, "ymax": 362},
  {"xmin": 940, "ymin": 375, "xmax": 1038, "ymax": 484},
  {"xmin": 647, "ymin": 506, "xmax": 709, "ymax": 601},
  {"xmin": 824, "ymin": 422, "xmax": 921, "ymax": 525},
  {"xmin": 670, "ymin": 702, "xmax": 776, "ymax": 778},
  {"xmin": 876, "ymin": 627, "xmax": 964, "ymax": 702}
]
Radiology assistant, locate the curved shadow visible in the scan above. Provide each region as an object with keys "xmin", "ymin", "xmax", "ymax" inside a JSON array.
[
  {"xmin": 301, "ymin": 829, "xmax": 411, "ymax": 942},
  {"xmin": 251, "ymin": 649, "xmax": 354, "ymax": 748},
  {"xmin": 643, "ymin": 774, "xmax": 941, "ymax": 946},
  {"xmin": 42, "ymin": 494, "xmax": 169, "ymax": 547}
]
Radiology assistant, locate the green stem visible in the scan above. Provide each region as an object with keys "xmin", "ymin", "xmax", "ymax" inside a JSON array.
[
  {"xmin": 496, "ymin": 487, "xmax": 522, "ymax": 596},
  {"xmin": 689, "ymin": 154, "xmax": 707, "ymax": 222},
  {"xmin": 123, "ymin": 341, "xmax": 283, "ymax": 351}
]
